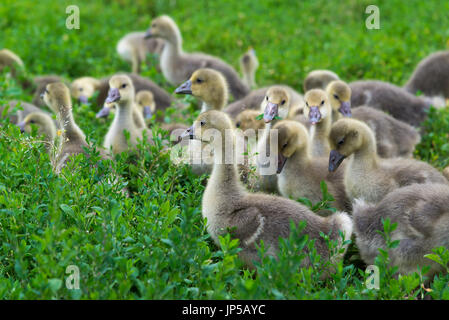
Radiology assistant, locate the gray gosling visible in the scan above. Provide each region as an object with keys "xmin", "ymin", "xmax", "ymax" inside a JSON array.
[
  {"xmin": 182, "ymin": 110, "xmax": 353, "ymax": 268},
  {"xmin": 146, "ymin": 15, "xmax": 249, "ymax": 100},
  {"xmin": 42, "ymin": 82, "xmax": 102, "ymax": 173},
  {"xmin": 116, "ymin": 31, "xmax": 165, "ymax": 74},
  {"xmin": 274, "ymin": 120, "xmax": 350, "ymax": 212},
  {"xmin": 327, "ymin": 80, "xmax": 420, "ymax": 158},
  {"xmin": 256, "ymin": 86, "xmax": 295, "ymax": 194},
  {"xmin": 103, "ymin": 75, "xmax": 153, "ymax": 155},
  {"xmin": 353, "ymin": 183, "xmax": 449, "ymax": 279},
  {"xmin": 303, "ymin": 69, "xmax": 340, "ymax": 92},
  {"xmin": 17, "ymin": 112, "xmax": 57, "ymax": 152},
  {"xmin": 328, "ymin": 118, "xmax": 448, "ymax": 203},
  {"xmin": 303, "ymin": 89, "xmax": 332, "ymax": 157},
  {"xmin": 240, "ymin": 48, "xmax": 259, "ymax": 89},
  {"xmin": 404, "ymin": 51, "xmax": 449, "ymax": 99}
]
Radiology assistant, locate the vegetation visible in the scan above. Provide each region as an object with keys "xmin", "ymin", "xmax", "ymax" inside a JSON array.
[{"xmin": 1, "ymin": 0, "xmax": 449, "ymax": 299}]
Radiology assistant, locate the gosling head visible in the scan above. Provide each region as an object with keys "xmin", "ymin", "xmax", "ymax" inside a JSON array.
[
  {"xmin": 17, "ymin": 112, "xmax": 56, "ymax": 141},
  {"xmin": 303, "ymin": 89, "xmax": 330, "ymax": 125},
  {"xmin": 328, "ymin": 118, "xmax": 370, "ymax": 172},
  {"xmin": 273, "ymin": 120, "xmax": 309, "ymax": 174},
  {"xmin": 70, "ymin": 77, "xmax": 99, "ymax": 104},
  {"xmin": 136, "ymin": 90, "xmax": 156, "ymax": 119},
  {"xmin": 175, "ymin": 68, "xmax": 228, "ymax": 111},
  {"xmin": 181, "ymin": 110, "xmax": 233, "ymax": 143},
  {"xmin": 260, "ymin": 86, "xmax": 291, "ymax": 123},
  {"xmin": 0, "ymin": 49, "xmax": 24, "ymax": 73},
  {"xmin": 303, "ymin": 69, "xmax": 340, "ymax": 92},
  {"xmin": 145, "ymin": 15, "xmax": 180, "ymax": 43},
  {"xmin": 240, "ymin": 48, "xmax": 259, "ymax": 74},
  {"xmin": 235, "ymin": 109, "xmax": 265, "ymax": 133},
  {"xmin": 326, "ymin": 80, "xmax": 352, "ymax": 117},
  {"xmin": 106, "ymin": 75, "xmax": 135, "ymax": 105},
  {"xmin": 41, "ymin": 82, "xmax": 72, "ymax": 114}
]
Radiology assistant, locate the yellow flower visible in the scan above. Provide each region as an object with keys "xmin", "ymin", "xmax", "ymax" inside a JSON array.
[{"xmin": 57, "ymin": 129, "xmax": 62, "ymax": 136}]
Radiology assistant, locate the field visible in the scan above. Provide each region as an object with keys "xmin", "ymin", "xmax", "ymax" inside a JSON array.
[{"xmin": 1, "ymin": 0, "xmax": 449, "ymax": 299}]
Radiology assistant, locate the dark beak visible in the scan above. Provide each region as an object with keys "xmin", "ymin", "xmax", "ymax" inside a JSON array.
[
  {"xmin": 175, "ymin": 80, "xmax": 192, "ymax": 95},
  {"xmin": 339, "ymin": 101, "xmax": 352, "ymax": 117},
  {"xmin": 308, "ymin": 106, "xmax": 321, "ymax": 124},
  {"xmin": 143, "ymin": 106, "xmax": 153, "ymax": 119},
  {"xmin": 79, "ymin": 95, "xmax": 89, "ymax": 104},
  {"xmin": 105, "ymin": 88, "xmax": 120, "ymax": 104},
  {"xmin": 17, "ymin": 121, "xmax": 26, "ymax": 133},
  {"xmin": 144, "ymin": 28, "xmax": 152, "ymax": 39},
  {"xmin": 180, "ymin": 125, "xmax": 195, "ymax": 140},
  {"xmin": 263, "ymin": 101, "xmax": 279, "ymax": 123},
  {"xmin": 277, "ymin": 152, "xmax": 287, "ymax": 174},
  {"xmin": 328, "ymin": 149, "xmax": 346, "ymax": 172},
  {"xmin": 96, "ymin": 106, "xmax": 111, "ymax": 118}
]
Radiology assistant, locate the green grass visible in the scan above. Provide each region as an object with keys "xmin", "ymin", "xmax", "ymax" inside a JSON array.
[{"xmin": 1, "ymin": 0, "xmax": 449, "ymax": 299}]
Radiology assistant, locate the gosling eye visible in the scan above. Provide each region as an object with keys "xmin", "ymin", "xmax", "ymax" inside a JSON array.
[
  {"xmin": 338, "ymin": 138, "xmax": 345, "ymax": 146},
  {"xmin": 282, "ymin": 142, "xmax": 288, "ymax": 149},
  {"xmin": 281, "ymin": 100, "xmax": 286, "ymax": 105},
  {"xmin": 266, "ymin": 96, "xmax": 268, "ymax": 101},
  {"xmin": 200, "ymin": 120, "xmax": 205, "ymax": 126},
  {"xmin": 29, "ymin": 120, "xmax": 35, "ymax": 124},
  {"xmin": 333, "ymin": 94, "xmax": 339, "ymax": 100},
  {"xmin": 236, "ymin": 122, "xmax": 241, "ymax": 128},
  {"xmin": 196, "ymin": 78, "xmax": 203, "ymax": 84},
  {"xmin": 321, "ymin": 100, "xmax": 324, "ymax": 105},
  {"xmin": 79, "ymin": 88, "xmax": 83, "ymax": 92},
  {"xmin": 305, "ymin": 102, "xmax": 309, "ymax": 107},
  {"xmin": 121, "ymin": 84, "xmax": 127, "ymax": 89}
]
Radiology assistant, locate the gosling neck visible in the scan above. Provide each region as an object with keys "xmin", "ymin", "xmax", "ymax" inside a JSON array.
[
  {"xmin": 351, "ymin": 134, "xmax": 379, "ymax": 171},
  {"xmin": 116, "ymin": 100, "xmax": 135, "ymax": 128},
  {"xmin": 332, "ymin": 109, "xmax": 343, "ymax": 123},
  {"xmin": 208, "ymin": 130, "xmax": 243, "ymax": 196},
  {"xmin": 57, "ymin": 105, "xmax": 85, "ymax": 142}
]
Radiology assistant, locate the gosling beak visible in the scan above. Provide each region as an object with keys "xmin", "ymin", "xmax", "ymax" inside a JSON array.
[
  {"xmin": 174, "ymin": 80, "xmax": 192, "ymax": 95},
  {"xmin": 79, "ymin": 95, "xmax": 89, "ymax": 104},
  {"xmin": 96, "ymin": 106, "xmax": 111, "ymax": 118},
  {"xmin": 180, "ymin": 125, "xmax": 195, "ymax": 140},
  {"xmin": 308, "ymin": 106, "xmax": 321, "ymax": 125},
  {"xmin": 277, "ymin": 152, "xmax": 287, "ymax": 174},
  {"xmin": 143, "ymin": 106, "xmax": 153, "ymax": 119},
  {"xmin": 328, "ymin": 149, "xmax": 346, "ymax": 172},
  {"xmin": 105, "ymin": 88, "xmax": 120, "ymax": 104},
  {"xmin": 263, "ymin": 101, "xmax": 279, "ymax": 123},
  {"xmin": 17, "ymin": 121, "xmax": 26, "ymax": 133},
  {"xmin": 144, "ymin": 28, "xmax": 152, "ymax": 39},
  {"xmin": 40, "ymin": 92, "xmax": 45, "ymax": 100},
  {"xmin": 339, "ymin": 101, "xmax": 352, "ymax": 117}
]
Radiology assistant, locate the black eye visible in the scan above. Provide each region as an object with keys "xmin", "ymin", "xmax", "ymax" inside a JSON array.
[
  {"xmin": 30, "ymin": 120, "xmax": 35, "ymax": 124},
  {"xmin": 79, "ymin": 88, "xmax": 83, "ymax": 92},
  {"xmin": 282, "ymin": 143, "xmax": 288, "ymax": 149},
  {"xmin": 321, "ymin": 100, "xmax": 324, "ymax": 105},
  {"xmin": 281, "ymin": 100, "xmax": 286, "ymax": 105},
  {"xmin": 196, "ymin": 78, "xmax": 203, "ymax": 83},
  {"xmin": 305, "ymin": 102, "xmax": 309, "ymax": 107},
  {"xmin": 121, "ymin": 84, "xmax": 127, "ymax": 88},
  {"xmin": 200, "ymin": 120, "xmax": 205, "ymax": 126},
  {"xmin": 266, "ymin": 96, "xmax": 268, "ymax": 101},
  {"xmin": 333, "ymin": 94, "xmax": 339, "ymax": 100},
  {"xmin": 338, "ymin": 139, "xmax": 344, "ymax": 146},
  {"xmin": 236, "ymin": 122, "xmax": 241, "ymax": 128}
]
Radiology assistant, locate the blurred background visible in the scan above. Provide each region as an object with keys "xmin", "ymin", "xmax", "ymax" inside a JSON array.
[{"xmin": 1, "ymin": 0, "xmax": 448, "ymax": 88}]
